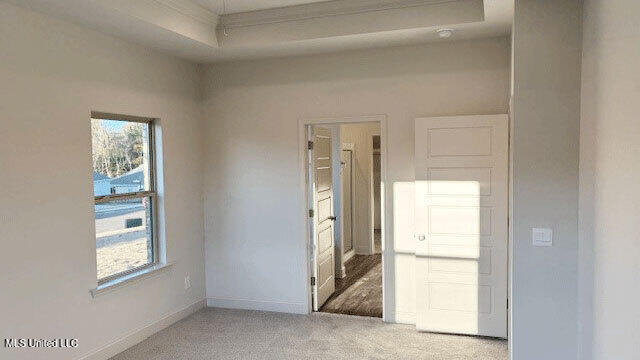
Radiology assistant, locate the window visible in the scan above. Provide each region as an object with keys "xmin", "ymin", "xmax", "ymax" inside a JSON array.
[{"xmin": 90, "ymin": 112, "xmax": 157, "ymax": 284}]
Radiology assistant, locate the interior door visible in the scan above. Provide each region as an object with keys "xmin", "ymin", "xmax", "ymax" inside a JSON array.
[
  {"xmin": 341, "ymin": 149, "xmax": 353, "ymax": 253},
  {"xmin": 310, "ymin": 126, "xmax": 336, "ymax": 310},
  {"xmin": 414, "ymin": 115, "xmax": 508, "ymax": 338}
]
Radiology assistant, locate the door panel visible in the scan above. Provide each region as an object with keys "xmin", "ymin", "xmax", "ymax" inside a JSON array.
[
  {"xmin": 428, "ymin": 167, "xmax": 492, "ymax": 196},
  {"xmin": 318, "ymin": 197, "xmax": 332, "ymax": 221},
  {"xmin": 428, "ymin": 245, "xmax": 492, "ymax": 275},
  {"xmin": 428, "ymin": 206, "xmax": 492, "ymax": 235},
  {"xmin": 318, "ymin": 226, "xmax": 333, "ymax": 253},
  {"xmin": 428, "ymin": 283, "xmax": 492, "ymax": 313},
  {"xmin": 415, "ymin": 115, "xmax": 508, "ymax": 338},
  {"xmin": 427, "ymin": 126, "xmax": 492, "ymax": 157},
  {"xmin": 341, "ymin": 150, "xmax": 353, "ymax": 253},
  {"xmin": 316, "ymin": 167, "xmax": 332, "ymax": 193},
  {"xmin": 311, "ymin": 126, "xmax": 336, "ymax": 310}
]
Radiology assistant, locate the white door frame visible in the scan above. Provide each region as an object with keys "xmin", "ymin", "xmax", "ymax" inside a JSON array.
[
  {"xmin": 341, "ymin": 143, "xmax": 356, "ymax": 269},
  {"xmin": 298, "ymin": 115, "xmax": 388, "ymax": 320}
]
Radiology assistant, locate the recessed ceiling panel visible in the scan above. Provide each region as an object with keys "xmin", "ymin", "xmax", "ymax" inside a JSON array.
[
  {"xmin": 194, "ymin": 0, "xmax": 331, "ymax": 14},
  {"xmin": 8, "ymin": 0, "xmax": 514, "ymax": 62}
]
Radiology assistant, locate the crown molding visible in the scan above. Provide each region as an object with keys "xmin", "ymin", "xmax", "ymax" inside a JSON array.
[
  {"xmin": 153, "ymin": 0, "xmax": 218, "ymax": 26},
  {"xmin": 218, "ymin": 0, "xmax": 460, "ymax": 29}
]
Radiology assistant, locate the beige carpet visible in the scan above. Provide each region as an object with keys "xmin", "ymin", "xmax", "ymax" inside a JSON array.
[{"xmin": 111, "ymin": 308, "xmax": 507, "ymax": 360}]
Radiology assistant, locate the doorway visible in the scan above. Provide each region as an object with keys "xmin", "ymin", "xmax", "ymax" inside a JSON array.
[
  {"xmin": 300, "ymin": 114, "xmax": 509, "ymax": 346},
  {"xmin": 306, "ymin": 121, "xmax": 384, "ymax": 318}
]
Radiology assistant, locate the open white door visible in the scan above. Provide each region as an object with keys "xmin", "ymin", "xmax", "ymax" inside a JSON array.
[
  {"xmin": 309, "ymin": 126, "xmax": 336, "ymax": 311},
  {"xmin": 414, "ymin": 115, "xmax": 508, "ymax": 338}
]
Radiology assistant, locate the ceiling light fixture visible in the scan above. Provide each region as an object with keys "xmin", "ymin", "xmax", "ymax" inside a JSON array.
[{"xmin": 437, "ymin": 28, "xmax": 454, "ymax": 39}]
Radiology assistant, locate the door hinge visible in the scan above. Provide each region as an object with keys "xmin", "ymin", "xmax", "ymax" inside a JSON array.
[
  {"xmin": 507, "ymin": 299, "xmax": 509, "ymax": 309},
  {"xmin": 311, "ymin": 276, "xmax": 316, "ymax": 286},
  {"xmin": 308, "ymin": 141, "xmax": 314, "ymax": 150},
  {"xmin": 308, "ymin": 209, "xmax": 314, "ymax": 217}
]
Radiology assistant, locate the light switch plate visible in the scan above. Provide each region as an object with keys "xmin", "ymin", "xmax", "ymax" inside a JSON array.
[{"xmin": 532, "ymin": 228, "xmax": 553, "ymax": 246}]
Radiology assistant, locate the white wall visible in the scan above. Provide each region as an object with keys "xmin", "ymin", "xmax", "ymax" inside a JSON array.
[
  {"xmin": 5, "ymin": 2, "xmax": 623, "ymax": 359},
  {"xmin": 0, "ymin": 3, "xmax": 205, "ymax": 360},
  {"xmin": 340, "ymin": 122, "xmax": 380, "ymax": 255},
  {"xmin": 579, "ymin": 1, "xmax": 640, "ymax": 359},
  {"xmin": 511, "ymin": 1, "xmax": 583, "ymax": 359},
  {"xmin": 202, "ymin": 38, "xmax": 510, "ymax": 318}
]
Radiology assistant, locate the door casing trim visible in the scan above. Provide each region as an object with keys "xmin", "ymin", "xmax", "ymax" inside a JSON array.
[{"xmin": 298, "ymin": 115, "xmax": 388, "ymax": 320}]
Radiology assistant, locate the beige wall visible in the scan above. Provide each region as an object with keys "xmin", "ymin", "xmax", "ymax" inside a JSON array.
[
  {"xmin": 6, "ymin": 1, "xmax": 632, "ymax": 359},
  {"xmin": 340, "ymin": 122, "xmax": 380, "ymax": 255},
  {"xmin": 0, "ymin": 3, "xmax": 205, "ymax": 360},
  {"xmin": 202, "ymin": 37, "xmax": 510, "ymax": 319},
  {"xmin": 511, "ymin": 0, "xmax": 583, "ymax": 359},
  {"xmin": 579, "ymin": 1, "xmax": 640, "ymax": 359}
]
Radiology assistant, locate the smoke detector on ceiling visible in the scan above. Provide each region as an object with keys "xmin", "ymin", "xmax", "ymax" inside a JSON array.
[{"xmin": 437, "ymin": 28, "xmax": 454, "ymax": 38}]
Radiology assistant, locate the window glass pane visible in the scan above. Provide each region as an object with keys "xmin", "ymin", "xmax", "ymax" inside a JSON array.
[
  {"xmin": 95, "ymin": 197, "xmax": 153, "ymax": 280},
  {"xmin": 91, "ymin": 119, "xmax": 151, "ymax": 196}
]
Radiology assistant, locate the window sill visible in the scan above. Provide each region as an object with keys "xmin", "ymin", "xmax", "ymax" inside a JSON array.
[{"xmin": 90, "ymin": 262, "xmax": 174, "ymax": 298}]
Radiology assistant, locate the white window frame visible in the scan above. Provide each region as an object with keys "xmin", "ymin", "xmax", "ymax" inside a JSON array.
[{"xmin": 91, "ymin": 111, "xmax": 159, "ymax": 285}]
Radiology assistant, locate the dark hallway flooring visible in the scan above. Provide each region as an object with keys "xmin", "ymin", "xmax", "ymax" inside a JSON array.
[{"xmin": 319, "ymin": 231, "xmax": 382, "ymax": 318}]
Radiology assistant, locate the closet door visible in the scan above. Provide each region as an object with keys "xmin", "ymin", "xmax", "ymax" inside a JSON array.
[{"xmin": 414, "ymin": 115, "xmax": 508, "ymax": 338}]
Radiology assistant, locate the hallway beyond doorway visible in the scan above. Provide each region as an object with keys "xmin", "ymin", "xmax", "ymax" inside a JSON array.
[{"xmin": 320, "ymin": 231, "xmax": 382, "ymax": 318}]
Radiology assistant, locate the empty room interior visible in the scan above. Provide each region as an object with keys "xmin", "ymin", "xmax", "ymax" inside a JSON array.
[{"xmin": 1, "ymin": 1, "xmax": 639, "ymax": 360}]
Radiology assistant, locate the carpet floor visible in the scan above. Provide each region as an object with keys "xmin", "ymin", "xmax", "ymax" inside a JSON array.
[{"xmin": 110, "ymin": 308, "xmax": 507, "ymax": 360}]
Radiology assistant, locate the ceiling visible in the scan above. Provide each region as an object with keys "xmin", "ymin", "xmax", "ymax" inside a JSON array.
[
  {"xmin": 193, "ymin": 0, "xmax": 331, "ymax": 14},
  {"xmin": 8, "ymin": 0, "xmax": 513, "ymax": 63}
]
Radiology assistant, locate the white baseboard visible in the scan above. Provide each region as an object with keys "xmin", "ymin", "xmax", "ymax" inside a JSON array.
[
  {"xmin": 391, "ymin": 311, "xmax": 416, "ymax": 325},
  {"xmin": 343, "ymin": 249, "xmax": 355, "ymax": 262},
  {"xmin": 207, "ymin": 297, "xmax": 307, "ymax": 314},
  {"xmin": 78, "ymin": 299, "xmax": 206, "ymax": 360}
]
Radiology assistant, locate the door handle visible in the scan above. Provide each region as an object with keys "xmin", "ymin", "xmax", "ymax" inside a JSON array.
[
  {"xmin": 329, "ymin": 216, "xmax": 337, "ymax": 221},
  {"xmin": 417, "ymin": 234, "xmax": 426, "ymax": 241}
]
